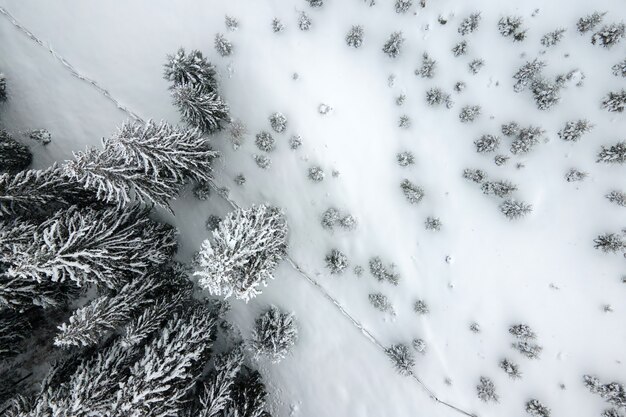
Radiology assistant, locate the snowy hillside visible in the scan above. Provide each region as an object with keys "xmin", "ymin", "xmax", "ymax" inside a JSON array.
[{"xmin": 0, "ymin": 1, "xmax": 625, "ymax": 416}]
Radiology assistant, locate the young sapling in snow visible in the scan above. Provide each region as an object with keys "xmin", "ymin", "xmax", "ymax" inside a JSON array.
[
  {"xmin": 458, "ymin": 13, "xmax": 481, "ymax": 35},
  {"xmin": 214, "ymin": 33, "xmax": 233, "ymax": 57},
  {"xmin": 289, "ymin": 135, "xmax": 302, "ymax": 150},
  {"xmin": 494, "ymin": 155, "xmax": 510, "ymax": 166},
  {"xmin": 459, "ymin": 105, "xmax": 481, "ymax": 123},
  {"xmin": 339, "ymin": 214, "xmax": 358, "ymax": 230},
  {"xmin": 412, "ymin": 338, "xmax": 427, "ymax": 354},
  {"xmin": 369, "ymin": 257, "xmax": 400, "ymax": 285},
  {"xmin": 498, "ymin": 16, "xmax": 526, "ymax": 39},
  {"xmin": 474, "ymin": 134, "xmax": 500, "ymax": 153},
  {"xmin": 369, "ymin": 293, "xmax": 394, "ymax": 313},
  {"xmin": 501, "ymin": 121, "xmax": 520, "ymax": 136},
  {"xmin": 28, "ymin": 129, "xmax": 51, "ymax": 145},
  {"xmin": 577, "ymin": 12, "xmax": 605, "ymax": 34},
  {"xmin": 468, "ymin": 59, "xmax": 485, "ymax": 75},
  {"xmin": 606, "ymin": 190, "xmax": 626, "ymax": 207},
  {"xmin": 398, "ymin": 115, "xmax": 411, "ymax": 129},
  {"xmin": 254, "ymin": 154, "xmax": 271, "ymax": 169},
  {"xmin": 601, "ymin": 90, "xmax": 626, "ymax": 113},
  {"xmin": 540, "ymin": 29, "xmax": 566, "ymax": 47},
  {"xmin": 229, "ymin": 119, "xmax": 247, "ymax": 149},
  {"xmin": 206, "ymin": 214, "xmax": 221, "ymax": 231},
  {"xmin": 269, "ymin": 112, "xmax": 287, "ymax": 133},
  {"xmin": 612, "ymin": 58, "xmax": 626, "ymax": 77},
  {"xmin": 225, "ymin": 15, "xmax": 239, "ymax": 31},
  {"xmin": 298, "ymin": 12, "xmax": 312, "ymax": 31},
  {"xmin": 425, "ymin": 216, "xmax": 442, "ymax": 231},
  {"xmin": 531, "ymin": 78, "xmax": 561, "ymax": 110},
  {"xmin": 593, "ymin": 233, "xmax": 624, "ymax": 253},
  {"xmin": 255, "ymin": 131, "xmax": 275, "ymax": 152},
  {"xmin": 401, "ymin": 179, "xmax": 425, "ymax": 204},
  {"xmin": 500, "ymin": 200, "xmax": 533, "ymax": 220},
  {"xmin": 525, "ymin": 399, "xmax": 551, "ymax": 417},
  {"xmin": 476, "ymin": 376, "xmax": 499, "ymax": 403},
  {"xmin": 512, "ymin": 340, "xmax": 543, "ymax": 359},
  {"xmin": 308, "ymin": 166, "xmax": 325, "ymax": 182},
  {"xmin": 597, "ymin": 142, "xmax": 626, "ymax": 164},
  {"xmin": 452, "ymin": 41, "xmax": 468, "ymax": 57},
  {"xmin": 558, "ymin": 119, "xmax": 593, "ymax": 142},
  {"xmin": 394, "ymin": 0, "xmax": 412, "ymax": 14},
  {"xmin": 397, "ymin": 151, "xmax": 415, "ymax": 167},
  {"xmin": 325, "ymin": 249, "xmax": 349, "ymax": 274},
  {"xmin": 413, "ymin": 299, "xmax": 429, "ymax": 315},
  {"xmin": 272, "ymin": 18, "xmax": 285, "ymax": 33},
  {"xmin": 463, "ymin": 168, "xmax": 486, "ymax": 183},
  {"xmin": 0, "ymin": 73, "xmax": 6, "ymax": 101},
  {"xmin": 513, "ymin": 59, "xmax": 545, "ymax": 92},
  {"xmin": 306, "ymin": 0, "xmax": 324, "ymax": 7},
  {"xmin": 416, "ymin": 53, "xmax": 437, "ymax": 78},
  {"xmin": 234, "ymin": 173, "xmax": 246, "ymax": 186},
  {"xmin": 386, "ymin": 344, "xmax": 415, "ymax": 376},
  {"xmin": 481, "ymin": 180, "xmax": 517, "ymax": 198},
  {"xmin": 500, "ymin": 358, "xmax": 522, "ymax": 379},
  {"xmin": 454, "ymin": 81, "xmax": 466, "ymax": 93},
  {"xmin": 193, "ymin": 182, "xmax": 211, "ymax": 201},
  {"xmin": 383, "ymin": 32, "xmax": 404, "ymax": 58},
  {"xmin": 565, "ymin": 168, "xmax": 587, "ymax": 182},
  {"xmin": 511, "ymin": 126, "xmax": 544, "ymax": 154},
  {"xmin": 321, "ymin": 208, "xmax": 340, "ymax": 229},
  {"xmin": 509, "ymin": 324, "xmax": 537, "ymax": 339},
  {"xmin": 250, "ymin": 306, "xmax": 298, "ymax": 363},
  {"xmin": 346, "ymin": 25, "xmax": 364, "ymax": 48}
]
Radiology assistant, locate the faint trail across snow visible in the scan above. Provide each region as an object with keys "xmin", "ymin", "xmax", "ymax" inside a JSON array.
[{"xmin": 0, "ymin": 7, "xmax": 477, "ymax": 417}]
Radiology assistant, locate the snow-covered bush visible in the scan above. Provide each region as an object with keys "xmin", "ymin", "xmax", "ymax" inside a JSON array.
[
  {"xmin": 369, "ymin": 292, "xmax": 394, "ymax": 313},
  {"xmin": 481, "ymin": 180, "xmax": 517, "ymax": 198},
  {"xmin": 298, "ymin": 12, "xmax": 312, "ymax": 31},
  {"xmin": 254, "ymin": 154, "xmax": 271, "ymax": 169},
  {"xmin": 509, "ymin": 323, "xmax": 536, "ymax": 339},
  {"xmin": 255, "ymin": 131, "xmax": 275, "ymax": 152},
  {"xmin": 540, "ymin": 28, "xmax": 566, "ymax": 47},
  {"xmin": 426, "ymin": 88, "xmax": 451, "ymax": 107},
  {"xmin": 394, "ymin": 0, "xmax": 412, "ymax": 14},
  {"xmin": 163, "ymin": 48, "xmax": 218, "ymax": 91},
  {"xmin": 28, "ymin": 129, "xmax": 51, "ymax": 145},
  {"xmin": 612, "ymin": 58, "xmax": 626, "ymax": 77},
  {"xmin": 308, "ymin": 165, "xmax": 325, "ymax": 182},
  {"xmin": 494, "ymin": 154, "xmax": 509, "ymax": 166},
  {"xmin": 321, "ymin": 208, "xmax": 340, "ymax": 229},
  {"xmin": 583, "ymin": 374, "xmax": 626, "ymax": 409},
  {"xmin": 498, "ymin": 16, "xmax": 525, "ymax": 39},
  {"xmin": 416, "ymin": 53, "xmax": 437, "ymax": 78},
  {"xmin": 306, "ymin": 0, "xmax": 324, "ymax": 7},
  {"xmin": 477, "ymin": 376, "xmax": 499, "ymax": 403},
  {"xmin": 577, "ymin": 12, "xmax": 605, "ymax": 34},
  {"xmin": 269, "ymin": 112, "xmax": 287, "ymax": 133},
  {"xmin": 398, "ymin": 115, "xmax": 411, "ymax": 129},
  {"xmin": 194, "ymin": 205, "xmax": 288, "ymax": 302},
  {"xmin": 397, "ymin": 151, "xmax": 415, "ymax": 166},
  {"xmin": 458, "ymin": 13, "xmax": 481, "ymax": 35},
  {"xmin": 558, "ymin": 119, "xmax": 593, "ymax": 142},
  {"xmin": 500, "ymin": 199, "xmax": 532, "ymax": 220},
  {"xmin": 289, "ymin": 135, "xmax": 302, "ymax": 149},
  {"xmin": 412, "ymin": 338, "xmax": 426, "ymax": 354},
  {"xmin": 214, "ymin": 33, "xmax": 233, "ymax": 57},
  {"xmin": 474, "ymin": 134, "xmax": 500, "ymax": 153},
  {"xmin": 501, "ymin": 121, "xmax": 520, "ymax": 136},
  {"xmin": 250, "ymin": 305, "xmax": 298, "ymax": 363},
  {"xmin": 346, "ymin": 25, "xmax": 364, "ymax": 48},
  {"xmin": 512, "ymin": 340, "xmax": 543, "ymax": 359},
  {"xmin": 206, "ymin": 214, "xmax": 221, "ymax": 231},
  {"xmin": 459, "ymin": 105, "xmax": 481, "ymax": 123},
  {"xmin": 511, "ymin": 126, "xmax": 544, "ymax": 154},
  {"xmin": 463, "ymin": 168, "xmax": 486, "ymax": 183},
  {"xmin": 325, "ymin": 249, "xmax": 349, "ymax": 274},
  {"xmin": 272, "ymin": 18, "xmax": 285, "ymax": 33},
  {"xmin": 340, "ymin": 214, "xmax": 358, "ymax": 230},
  {"xmin": 401, "ymin": 179, "xmax": 425, "ymax": 204},
  {"xmin": 413, "ymin": 299, "xmax": 429, "ymax": 315},
  {"xmin": 597, "ymin": 141, "xmax": 626, "ymax": 164},
  {"xmin": 526, "ymin": 399, "xmax": 551, "ymax": 417},
  {"xmin": 513, "ymin": 59, "xmax": 545, "ymax": 92},
  {"xmin": 386, "ymin": 344, "xmax": 415, "ymax": 376},
  {"xmin": 369, "ymin": 256, "xmax": 400, "ymax": 285},
  {"xmin": 601, "ymin": 90, "xmax": 626, "ymax": 113},
  {"xmin": 606, "ymin": 190, "xmax": 626, "ymax": 207},
  {"xmin": 225, "ymin": 15, "xmax": 239, "ymax": 31},
  {"xmin": 531, "ymin": 78, "xmax": 561, "ymax": 110},
  {"xmin": 382, "ymin": 32, "xmax": 404, "ymax": 58},
  {"xmin": 452, "ymin": 40, "xmax": 468, "ymax": 57},
  {"xmin": 591, "ymin": 23, "xmax": 625, "ymax": 48},
  {"xmin": 396, "ymin": 94, "xmax": 406, "ymax": 105},
  {"xmin": 593, "ymin": 233, "xmax": 624, "ymax": 253},
  {"xmin": 454, "ymin": 81, "xmax": 466, "ymax": 93},
  {"xmin": 565, "ymin": 168, "xmax": 587, "ymax": 182},
  {"xmin": 171, "ymin": 82, "xmax": 230, "ymax": 133},
  {"xmin": 0, "ymin": 130, "xmax": 31, "ymax": 174},
  {"xmin": 425, "ymin": 216, "xmax": 442, "ymax": 231},
  {"xmin": 500, "ymin": 358, "xmax": 522, "ymax": 379},
  {"xmin": 468, "ymin": 59, "xmax": 485, "ymax": 75}
]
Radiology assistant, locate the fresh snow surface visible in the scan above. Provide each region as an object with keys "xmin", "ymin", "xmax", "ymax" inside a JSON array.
[{"xmin": 1, "ymin": 1, "xmax": 625, "ymax": 416}]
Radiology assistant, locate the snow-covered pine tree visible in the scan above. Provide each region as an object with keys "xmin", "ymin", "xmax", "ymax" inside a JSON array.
[
  {"xmin": 397, "ymin": 151, "xmax": 415, "ymax": 166},
  {"xmin": 171, "ymin": 82, "xmax": 230, "ymax": 134},
  {"xmin": 458, "ymin": 12, "xmax": 481, "ymax": 35},
  {"xmin": 577, "ymin": 12, "xmax": 605, "ymax": 34},
  {"xmin": 382, "ymin": 31, "xmax": 404, "ymax": 58},
  {"xmin": 400, "ymin": 179, "xmax": 425, "ymax": 204},
  {"xmin": 476, "ymin": 376, "xmax": 499, "ymax": 403},
  {"xmin": 606, "ymin": 190, "xmax": 626, "ymax": 207},
  {"xmin": 221, "ymin": 366, "xmax": 270, "ymax": 417},
  {"xmin": 509, "ymin": 323, "xmax": 536, "ymax": 339},
  {"xmin": 499, "ymin": 358, "xmax": 522, "ymax": 379},
  {"xmin": 459, "ymin": 105, "xmax": 481, "ymax": 122},
  {"xmin": 2, "ymin": 205, "xmax": 176, "ymax": 289},
  {"xmin": 513, "ymin": 59, "xmax": 545, "ymax": 92},
  {"xmin": 369, "ymin": 292, "xmax": 394, "ymax": 313},
  {"xmin": 612, "ymin": 58, "xmax": 626, "ymax": 77},
  {"xmin": 558, "ymin": 119, "xmax": 593, "ymax": 142},
  {"xmin": 511, "ymin": 126, "xmax": 544, "ymax": 155},
  {"xmin": 0, "ymin": 268, "xmax": 75, "ymax": 310},
  {"xmin": 451, "ymin": 40, "xmax": 468, "ymax": 57},
  {"xmin": 306, "ymin": 0, "xmax": 324, "ymax": 7},
  {"xmin": 531, "ymin": 78, "xmax": 561, "ymax": 110},
  {"xmin": 416, "ymin": 53, "xmax": 437, "ymax": 78},
  {"xmin": 0, "ymin": 130, "xmax": 31, "ymax": 174},
  {"xmin": 164, "ymin": 48, "xmax": 218, "ymax": 92},
  {"xmin": 0, "ymin": 73, "xmax": 6, "ymax": 102},
  {"xmin": 498, "ymin": 16, "xmax": 524, "ymax": 39},
  {"xmin": 194, "ymin": 204, "xmax": 288, "ymax": 302},
  {"xmin": 597, "ymin": 141, "xmax": 626, "ymax": 164},
  {"xmin": 565, "ymin": 168, "xmax": 587, "ymax": 182},
  {"xmin": 500, "ymin": 199, "xmax": 532, "ymax": 220},
  {"xmin": 298, "ymin": 12, "xmax": 312, "ymax": 31},
  {"xmin": 591, "ymin": 23, "xmax": 625, "ymax": 48},
  {"xmin": 593, "ymin": 233, "xmax": 624, "ymax": 254},
  {"xmin": 481, "ymin": 180, "xmax": 517, "ymax": 198},
  {"xmin": 526, "ymin": 399, "xmax": 551, "ymax": 417},
  {"xmin": 249, "ymin": 305, "xmax": 298, "ymax": 363},
  {"xmin": 583, "ymin": 374, "xmax": 626, "ymax": 410},
  {"xmin": 540, "ymin": 28, "xmax": 566, "ymax": 47},
  {"xmin": 325, "ymin": 248, "xmax": 349, "ymax": 274},
  {"xmin": 463, "ymin": 168, "xmax": 486, "ymax": 183},
  {"xmin": 394, "ymin": 0, "xmax": 412, "ymax": 14},
  {"xmin": 474, "ymin": 134, "xmax": 500, "ymax": 153},
  {"xmin": 601, "ymin": 90, "xmax": 626, "ymax": 113},
  {"xmin": 214, "ymin": 33, "xmax": 233, "ymax": 57},
  {"xmin": 512, "ymin": 340, "xmax": 543, "ymax": 359},
  {"xmin": 346, "ymin": 25, "xmax": 364, "ymax": 48},
  {"xmin": 369, "ymin": 256, "xmax": 400, "ymax": 285},
  {"xmin": 0, "ymin": 308, "xmax": 31, "ymax": 360},
  {"xmin": 386, "ymin": 343, "xmax": 415, "ymax": 376}
]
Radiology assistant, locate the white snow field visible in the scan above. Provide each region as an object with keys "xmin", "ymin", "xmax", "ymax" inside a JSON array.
[{"xmin": 1, "ymin": 1, "xmax": 625, "ymax": 416}]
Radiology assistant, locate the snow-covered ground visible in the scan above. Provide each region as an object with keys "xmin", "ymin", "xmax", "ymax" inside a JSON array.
[{"xmin": 1, "ymin": 1, "xmax": 624, "ymax": 416}]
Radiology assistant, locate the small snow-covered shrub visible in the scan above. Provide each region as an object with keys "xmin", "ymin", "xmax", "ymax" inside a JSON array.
[
  {"xmin": 583, "ymin": 374, "xmax": 626, "ymax": 409},
  {"xmin": 225, "ymin": 15, "xmax": 239, "ymax": 31},
  {"xmin": 459, "ymin": 105, "xmax": 481, "ymax": 123},
  {"xmin": 526, "ymin": 399, "xmax": 551, "ymax": 417},
  {"xmin": 425, "ymin": 216, "xmax": 442, "ymax": 231},
  {"xmin": 565, "ymin": 168, "xmax": 587, "ymax": 182},
  {"xmin": 577, "ymin": 12, "xmax": 605, "ymax": 34},
  {"xmin": 454, "ymin": 81, "xmax": 466, "ymax": 93},
  {"xmin": 474, "ymin": 134, "xmax": 500, "ymax": 153},
  {"xmin": 28, "ymin": 129, "xmax": 52, "ymax": 145},
  {"xmin": 463, "ymin": 168, "xmax": 486, "ymax": 183},
  {"xmin": 468, "ymin": 59, "xmax": 485, "ymax": 75},
  {"xmin": 321, "ymin": 208, "xmax": 340, "ymax": 229},
  {"xmin": 494, "ymin": 154, "xmax": 509, "ymax": 166},
  {"xmin": 501, "ymin": 121, "xmax": 520, "ymax": 136},
  {"xmin": 325, "ymin": 249, "xmax": 349, "ymax": 274},
  {"xmin": 353, "ymin": 265, "xmax": 364, "ymax": 276},
  {"xmin": 602, "ymin": 90, "xmax": 626, "ymax": 113},
  {"xmin": 398, "ymin": 115, "xmax": 411, "ymax": 129},
  {"xmin": 386, "ymin": 344, "xmax": 415, "ymax": 376},
  {"xmin": 214, "ymin": 33, "xmax": 233, "ymax": 57},
  {"xmin": 382, "ymin": 32, "xmax": 405, "ymax": 58},
  {"xmin": 396, "ymin": 94, "xmax": 406, "ymax": 105},
  {"xmin": 397, "ymin": 151, "xmax": 415, "ymax": 166},
  {"xmin": 606, "ymin": 190, "xmax": 626, "ymax": 207},
  {"xmin": 412, "ymin": 338, "xmax": 427, "ymax": 354},
  {"xmin": 458, "ymin": 13, "xmax": 481, "ymax": 35},
  {"xmin": 369, "ymin": 293, "xmax": 394, "ymax": 313},
  {"xmin": 346, "ymin": 25, "xmax": 364, "ymax": 48},
  {"xmin": 272, "ymin": 18, "xmax": 285, "ymax": 33},
  {"xmin": 306, "ymin": 0, "xmax": 323, "ymax": 7},
  {"xmin": 289, "ymin": 135, "xmax": 302, "ymax": 149},
  {"xmin": 469, "ymin": 322, "xmax": 481, "ymax": 333},
  {"xmin": 401, "ymin": 179, "xmax": 425, "ymax": 204},
  {"xmin": 594, "ymin": 233, "xmax": 624, "ymax": 253},
  {"xmin": 250, "ymin": 306, "xmax": 298, "ymax": 363},
  {"xmin": 511, "ymin": 126, "xmax": 544, "ymax": 155},
  {"xmin": 234, "ymin": 173, "xmax": 246, "ymax": 185},
  {"xmin": 512, "ymin": 341, "xmax": 543, "ymax": 359},
  {"xmin": 513, "ymin": 59, "xmax": 545, "ymax": 92},
  {"xmin": 531, "ymin": 78, "xmax": 561, "ymax": 110},
  {"xmin": 255, "ymin": 131, "xmax": 275, "ymax": 152},
  {"xmin": 597, "ymin": 141, "xmax": 626, "ymax": 164},
  {"xmin": 339, "ymin": 214, "xmax": 358, "ymax": 230},
  {"xmin": 206, "ymin": 214, "xmax": 221, "ymax": 231},
  {"xmin": 308, "ymin": 166, "xmax": 325, "ymax": 182},
  {"xmin": 481, "ymin": 180, "xmax": 517, "ymax": 198},
  {"xmin": 426, "ymin": 88, "xmax": 450, "ymax": 106},
  {"xmin": 612, "ymin": 59, "xmax": 626, "ymax": 77},
  {"xmin": 500, "ymin": 200, "xmax": 532, "ymax": 220},
  {"xmin": 298, "ymin": 12, "xmax": 312, "ymax": 31},
  {"xmin": 498, "ymin": 16, "xmax": 524, "ymax": 39},
  {"xmin": 193, "ymin": 182, "xmax": 211, "ymax": 200},
  {"xmin": 394, "ymin": 0, "xmax": 412, "ymax": 14},
  {"xmin": 477, "ymin": 377, "xmax": 499, "ymax": 403},
  {"xmin": 452, "ymin": 41, "xmax": 468, "ymax": 57},
  {"xmin": 591, "ymin": 23, "xmax": 625, "ymax": 48},
  {"xmin": 413, "ymin": 299, "xmax": 429, "ymax": 315},
  {"xmin": 254, "ymin": 154, "xmax": 271, "ymax": 169},
  {"xmin": 269, "ymin": 112, "xmax": 287, "ymax": 133},
  {"xmin": 509, "ymin": 324, "xmax": 536, "ymax": 339},
  {"xmin": 540, "ymin": 28, "xmax": 566, "ymax": 47},
  {"xmin": 416, "ymin": 53, "xmax": 437, "ymax": 78},
  {"xmin": 500, "ymin": 358, "xmax": 522, "ymax": 379},
  {"xmin": 369, "ymin": 257, "xmax": 400, "ymax": 285},
  {"xmin": 558, "ymin": 119, "xmax": 593, "ymax": 142}
]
